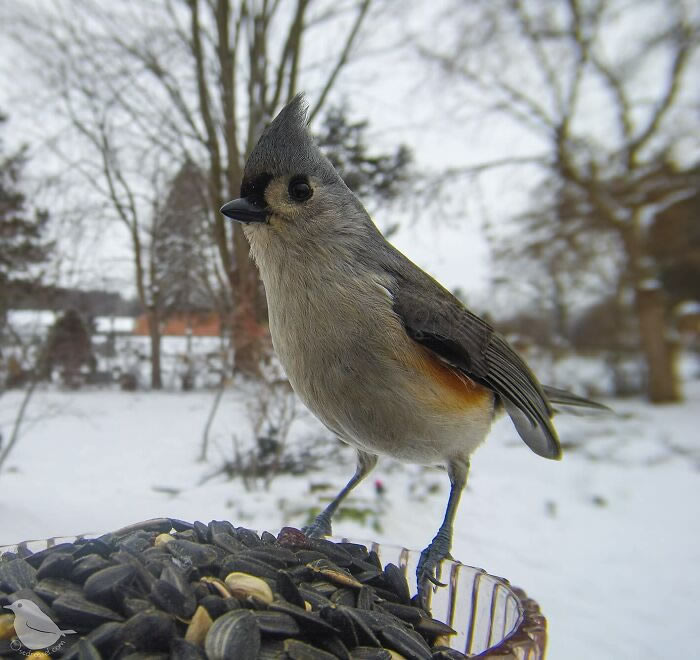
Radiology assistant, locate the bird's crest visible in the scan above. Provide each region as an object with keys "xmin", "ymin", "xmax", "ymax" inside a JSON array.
[{"xmin": 243, "ymin": 93, "xmax": 338, "ymax": 188}]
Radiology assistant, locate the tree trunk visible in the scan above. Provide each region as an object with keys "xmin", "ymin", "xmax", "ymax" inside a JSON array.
[
  {"xmin": 636, "ymin": 287, "xmax": 680, "ymax": 403},
  {"xmin": 231, "ymin": 264, "xmax": 268, "ymax": 378},
  {"xmin": 148, "ymin": 309, "xmax": 163, "ymax": 389}
]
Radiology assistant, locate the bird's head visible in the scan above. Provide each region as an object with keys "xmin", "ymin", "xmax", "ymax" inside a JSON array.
[
  {"xmin": 4, "ymin": 599, "xmax": 43, "ymax": 617},
  {"xmin": 221, "ymin": 94, "xmax": 372, "ymax": 255}
]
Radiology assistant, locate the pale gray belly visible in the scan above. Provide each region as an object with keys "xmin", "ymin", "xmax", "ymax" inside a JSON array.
[{"xmin": 271, "ymin": 308, "xmax": 493, "ymax": 465}]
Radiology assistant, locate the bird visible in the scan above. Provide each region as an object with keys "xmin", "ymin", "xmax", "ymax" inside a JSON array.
[
  {"xmin": 220, "ymin": 94, "xmax": 606, "ymax": 604},
  {"xmin": 5, "ymin": 599, "xmax": 76, "ymax": 650}
]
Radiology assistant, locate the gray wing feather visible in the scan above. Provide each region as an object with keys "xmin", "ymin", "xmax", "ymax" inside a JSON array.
[{"xmin": 385, "ymin": 259, "xmax": 562, "ymax": 460}]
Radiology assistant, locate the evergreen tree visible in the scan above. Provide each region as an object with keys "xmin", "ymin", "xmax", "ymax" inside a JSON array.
[
  {"xmin": 0, "ymin": 112, "xmax": 52, "ymax": 330},
  {"xmin": 316, "ymin": 105, "xmax": 412, "ymax": 207}
]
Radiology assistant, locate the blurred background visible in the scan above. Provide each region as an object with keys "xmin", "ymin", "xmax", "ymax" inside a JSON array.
[{"xmin": 0, "ymin": 1, "xmax": 698, "ymax": 658}]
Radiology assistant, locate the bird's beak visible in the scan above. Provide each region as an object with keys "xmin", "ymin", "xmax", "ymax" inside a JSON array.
[
  {"xmin": 3, "ymin": 605, "xmax": 13, "ymax": 610},
  {"xmin": 220, "ymin": 197, "xmax": 269, "ymax": 224}
]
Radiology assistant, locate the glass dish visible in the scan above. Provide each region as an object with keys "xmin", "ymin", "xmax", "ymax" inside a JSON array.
[{"xmin": 1, "ymin": 525, "xmax": 546, "ymax": 659}]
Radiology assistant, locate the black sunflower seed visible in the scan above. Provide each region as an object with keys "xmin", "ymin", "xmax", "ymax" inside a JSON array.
[
  {"xmin": 251, "ymin": 610, "xmax": 301, "ymax": 636},
  {"xmin": 211, "ymin": 532, "xmax": 244, "ymax": 554},
  {"xmin": 53, "ymin": 593, "xmax": 124, "ymax": 628},
  {"xmin": 61, "ymin": 621, "xmax": 124, "ymax": 660},
  {"xmin": 71, "ymin": 554, "xmax": 112, "ymax": 584},
  {"xmin": 349, "ymin": 647, "xmax": 392, "ymax": 660},
  {"xmin": 84, "ymin": 564, "xmax": 137, "ymax": 606},
  {"xmin": 120, "ymin": 610, "xmax": 176, "ymax": 652},
  {"xmin": 276, "ymin": 570, "xmax": 306, "ymax": 609},
  {"xmin": 150, "ymin": 577, "xmax": 196, "ymax": 618},
  {"xmin": 0, "ymin": 558, "xmax": 36, "ymax": 591},
  {"xmin": 356, "ymin": 586, "xmax": 375, "ymax": 610},
  {"xmin": 233, "ymin": 527, "xmax": 262, "ymax": 548},
  {"xmin": 383, "ymin": 564, "xmax": 411, "ymax": 604},
  {"xmin": 431, "ymin": 646, "xmax": 470, "ymax": 659},
  {"xmin": 267, "ymin": 599, "xmax": 339, "ymax": 637},
  {"xmin": 378, "ymin": 624, "xmax": 432, "ymax": 660},
  {"xmin": 75, "ymin": 638, "xmax": 102, "ymax": 660},
  {"xmin": 330, "ymin": 587, "xmax": 356, "ymax": 607},
  {"xmin": 220, "ymin": 555, "xmax": 279, "ymax": 580},
  {"xmin": 205, "ymin": 609, "xmax": 261, "ymax": 660},
  {"xmin": 164, "ymin": 539, "xmax": 219, "ymax": 568},
  {"xmin": 170, "ymin": 637, "xmax": 208, "ymax": 659},
  {"xmin": 24, "ymin": 543, "xmax": 76, "ymax": 569},
  {"xmin": 284, "ymin": 638, "xmax": 338, "ymax": 660},
  {"xmin": 35, "ymin": 577, "xmax": 84, "ymax": 603}
]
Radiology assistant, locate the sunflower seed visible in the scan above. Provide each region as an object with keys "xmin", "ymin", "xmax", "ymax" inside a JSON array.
[
  {"xmin": 71, "ymin": 555, "xmax": 112, "ymax": 584},
  {"xmin": 205, "ymin": 609, "xmax": 260, "ymax": 660},
  {"xmin": 164, "ymin": 540, "xmax": 219, "ymax": 568},
  {"xmin": 150, "ymin": 577, "xmax": 196, "ymax": 618},
  {"xmin": 120, "ymin": 610, "xmax": 176, "ymax": 652},
  {"xmin": 276, "ymin": 570, "xmax": 306, "ymax": 609},
  {"xmin": 356, "ymin": 586, "xmax": 375, "ymax": 610},
  {"xmin": 123, "ymin": 597, "xmax": 154, "ymax": 617},
  {"xmin": 267, "ymin": 599, "xmax": 339, "ymax": 637},
  {"xmin": 224, "ymin": 572, "xmax": 274, "ymax": 603},
  {"xmin": 0, "ymin": 613, "xmax": 13, "ymax": 641},
  {"xmin": 308, "ymin": 559, "xmax": 363, "ymax": 589},
  {"xmin": 53, "ymin": 593, "xmax": 124, "ymax": 628},
  {"xmin": 382, "ymin": 565, "xmax": 410, "ymax": 604},
  {"xmin": 60, "ymin": 621, "xmax": 124, "ymax": 660},
  {"xmin": 284, "ymin": 638, "xmax": 338, "ymax": 660},
  {"xmin": 350, "ymin": 648, "xmax": 392, "ymax": 660},
  {"xmin": 378, "ymin": 625, "xmax": 432, "ymax": 660},
  {"xmin": 210, "ymin": 533, "xmax": 243, "ymax": 554},
  {"xmin": 84, "ymin": 564, "xmax": 136, "ymax": 606},
  {"xmin": 431, "ymin": 647, "xmax": 469, "ymax": 660},
  {"xmin": 251, "ymin": 610, "xmax": 301, "ymax": 636},
  {"xmin": 75, "ymin": 638, "xmax": 102, "ymax": 660},
  {"xmin": 220, "ymin": 555, "xmax": 279, "ymax": 580},
  {"xmin": 35, "ymin": 577, "xmax": 84, "ymax": 603},
  {"xmin": 184, "ymin": 605, "xmax": 213, "ymax": 646},
  {"xmin": 170, "ymin": 637, "xmax": 208, "ymax": 660},
  {"xmin": 0, "ymin": 558, "xmax": 36, "ymax": 591}
]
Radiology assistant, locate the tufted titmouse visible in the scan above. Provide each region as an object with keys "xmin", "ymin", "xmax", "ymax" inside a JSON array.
[{"xmin": 220, "ymin": 95, "xmax": 605, "ymax": 602}]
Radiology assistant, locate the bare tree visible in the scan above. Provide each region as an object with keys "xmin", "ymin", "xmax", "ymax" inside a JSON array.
[
  {"xmin": 421, "ymin": 0, "xmax": 699, "ymax": 402},
  {"xmin": 9, "ymin": 0, "xmax": 376, "ymax": 380}
]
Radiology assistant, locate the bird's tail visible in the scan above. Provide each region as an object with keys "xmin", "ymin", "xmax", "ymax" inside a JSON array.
[
  {"xmin": 542, "ymin": 385, "xmax": 611, "ymax": 411},
  {"xmin": 60, "ymin": 629, "xmax": 77, "ymax": 635}
]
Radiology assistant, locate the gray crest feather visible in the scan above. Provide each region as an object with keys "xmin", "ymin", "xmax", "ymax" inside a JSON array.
[{"xmin": 243, "ymin": 93, "xmax": 338, "ymax": 186}]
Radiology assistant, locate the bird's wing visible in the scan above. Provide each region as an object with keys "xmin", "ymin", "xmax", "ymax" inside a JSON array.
[
  {"xmin": 541, "ymin": 385, "xmax": 611, "ymax": 411},
  {"xmin": 389, "ymin": 268, "xmax": 561, "ymax": 460},
  {"xmin": 25, "ymin": 619, "xmax": 56, "ymax": 635}
]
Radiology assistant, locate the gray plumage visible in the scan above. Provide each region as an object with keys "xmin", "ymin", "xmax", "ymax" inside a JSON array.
[{"xmin": 221, "ymin": 93, "xmax": 605, "ymax": 602}]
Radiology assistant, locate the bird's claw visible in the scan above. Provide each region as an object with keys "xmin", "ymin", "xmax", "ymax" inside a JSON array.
[
  {"xmin": 302, "ymin": 512, "xmax": 333, "ymax": 539},
  {"xmin": 416, "ymin": 536, "xmax": 452, "ymax": 608}
]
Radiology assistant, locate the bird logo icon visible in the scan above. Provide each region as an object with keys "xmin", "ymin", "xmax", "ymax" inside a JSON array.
[{"xmin": 4, "ymin": 600, "xmax": 76, "ymax": 650}]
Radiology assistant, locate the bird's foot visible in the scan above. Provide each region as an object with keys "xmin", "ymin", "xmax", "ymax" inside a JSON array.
[
  {"xmin": 302, "ymin": 511, "xmax": 333, "ymax": 539},
  {"xmin": 416, "ymin": 533, "xmax": 452, "ymax": 609}
]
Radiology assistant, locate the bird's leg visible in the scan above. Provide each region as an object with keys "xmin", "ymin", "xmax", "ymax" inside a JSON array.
[
  {"xmin": 416, "ymin": 458, "xmax": 469, "ymax": 608},
  {"xmin": 303, "ymin": 450, "xmax": 377, "ymax": 538}
]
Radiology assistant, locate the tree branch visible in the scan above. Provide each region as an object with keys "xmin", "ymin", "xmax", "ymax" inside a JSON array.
[{"xmin": 308, "ymin": 0, "xmax": 371, "ymax": 123}]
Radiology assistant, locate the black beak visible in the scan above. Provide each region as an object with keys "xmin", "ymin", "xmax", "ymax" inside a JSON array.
[{"xmin": 220, "ymin": 198, "xmax": 269, "ymax": 224}]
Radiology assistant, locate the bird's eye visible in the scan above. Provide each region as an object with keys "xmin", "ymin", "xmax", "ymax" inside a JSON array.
[
  {"xmin": 17, "ymin": 603, "xmax": 22, "ymax": 608},
  {"xmin": 288, "ymin": 176, "xmax": 312, "ymax": 202}
]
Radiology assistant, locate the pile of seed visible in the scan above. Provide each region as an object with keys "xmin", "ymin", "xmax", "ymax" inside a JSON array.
[{"xmin": 0, "ymin": 519, "xmax": 468, "ymax": 659}]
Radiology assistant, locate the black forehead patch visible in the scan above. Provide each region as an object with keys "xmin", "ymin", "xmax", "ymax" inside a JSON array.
[{"xmin": 240, "ymin": 172, "xmax": 273, "ymax": 206}]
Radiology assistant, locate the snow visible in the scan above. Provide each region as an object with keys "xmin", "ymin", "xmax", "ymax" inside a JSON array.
[
  {"xmin": 1, "ymin": 366, "xmax": 699, "ymax": 659},
  {"xmin": 93, "ymin": 317, "xmax": 135, "ymax": 334}
]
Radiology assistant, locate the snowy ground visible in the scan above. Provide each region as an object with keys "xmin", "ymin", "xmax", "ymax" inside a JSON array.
[{"xmin": 0, "ymin": 363, "xmax": 698, "ymax": 659}]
